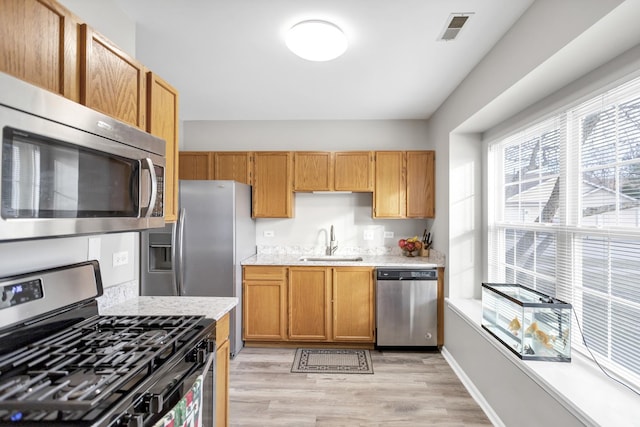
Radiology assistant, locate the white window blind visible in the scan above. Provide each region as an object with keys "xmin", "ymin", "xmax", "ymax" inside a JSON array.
[{"xmin": 488, "ymin": 75, "xmax": 640, "ymax": 390}]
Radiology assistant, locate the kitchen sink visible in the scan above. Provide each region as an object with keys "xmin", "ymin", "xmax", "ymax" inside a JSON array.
[{"xmin": 298, "ymin": 256, "xmax": 364, "ymax": 262}]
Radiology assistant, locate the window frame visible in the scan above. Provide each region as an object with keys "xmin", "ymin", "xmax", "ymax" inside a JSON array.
[{"xmin": 487, "ymin": 75, "xmax": 640, "ymax": 390}]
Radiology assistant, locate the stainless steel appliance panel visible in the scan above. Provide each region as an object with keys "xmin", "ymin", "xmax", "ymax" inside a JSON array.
[
  {"xmin": 141, "ymin": 222, "xmax": 177, "ymax": 296},
  {"xmin": 0, "ymin": 72, "xmax": 165, "ymax": 241},
  {"xmin": 142, "ymin": 180, "xmax": 256, "ymax": 358},
  {"xmin": 376, "ymin": 268, "xmax": 438, "ymax": 347}
]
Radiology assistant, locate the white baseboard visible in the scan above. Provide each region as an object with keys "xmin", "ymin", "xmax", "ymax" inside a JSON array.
[{"xmin": 441, "ymin": 347, "xmax": 504, "ymax": 427}]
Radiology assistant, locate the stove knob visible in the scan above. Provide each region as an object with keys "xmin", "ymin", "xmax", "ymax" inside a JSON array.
[
  {"xmin": 118, "ymin": 413, "xmax": 143, "ymax": 427},
  {"xmin": 143, "ymin": 393, "xmax": 164, "ymax": 414}
]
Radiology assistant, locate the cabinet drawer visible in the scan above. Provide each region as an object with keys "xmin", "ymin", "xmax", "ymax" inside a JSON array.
[{"xmin": 243, "ymin": 266, "xmax": 287, "ymax": 281}]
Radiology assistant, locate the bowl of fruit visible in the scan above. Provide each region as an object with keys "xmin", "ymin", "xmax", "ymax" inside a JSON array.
[{"xmin": 398, "ymin": 236, "xmax": 423, "ymax": 257}]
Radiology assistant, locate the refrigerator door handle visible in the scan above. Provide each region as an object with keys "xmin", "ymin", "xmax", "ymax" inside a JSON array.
[{"xmin": 173, "ymin": 208, "xmax": 186, "ymax": 296}]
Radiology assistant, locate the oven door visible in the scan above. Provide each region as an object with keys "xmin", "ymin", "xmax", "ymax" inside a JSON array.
[
  {"xmin": 0, "ymin": 110, "xmax": 165, "ymax": 241},
  {"xmin": 117, "ymin": 345, "xmax": 216, "ymax": 427}
]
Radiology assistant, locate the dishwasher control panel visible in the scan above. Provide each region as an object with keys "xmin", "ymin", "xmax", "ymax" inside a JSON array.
[{"xmin": 376, "ymin": 269, "xmax": 437, "ymax": 280}]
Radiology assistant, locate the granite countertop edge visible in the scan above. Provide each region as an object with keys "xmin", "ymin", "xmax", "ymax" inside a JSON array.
[
  {"xmin": 241, "ymin": 252, "xmax": 445, "ymax": 268},
  {"xmin": 100, "ymin": 296, "xmax": 238, "ymax": 321}
]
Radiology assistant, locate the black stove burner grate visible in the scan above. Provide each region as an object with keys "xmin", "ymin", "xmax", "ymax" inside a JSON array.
[{"xmin": 0, "ymin": 315, "xmax": 208, "ymax": 423}]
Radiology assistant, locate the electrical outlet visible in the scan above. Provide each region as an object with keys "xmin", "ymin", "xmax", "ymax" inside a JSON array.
[
  {"xmin": 384, "ymin": 231, "xmax": 394, "ymax": 238},
  {"xmin": 263, "ymin": 230, "xmax": 275, "ymax": 237},
  {"xmin": 112, "ymin": 251, "xmax": 129, "ymax": 267},
  {"xmin": 363, "ymin": 230, "xmax": 374, "ymax": 241}
]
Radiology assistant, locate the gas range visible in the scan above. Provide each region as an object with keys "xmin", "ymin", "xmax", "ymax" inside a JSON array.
[{"xmin": 0, "ymin": 261, "xmax": 215, "ymax": 426}]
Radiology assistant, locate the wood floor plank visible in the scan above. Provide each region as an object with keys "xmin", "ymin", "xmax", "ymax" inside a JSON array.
[{"xmin": 229, "ymin": 348, "xmax": 492, "ymax": 426}]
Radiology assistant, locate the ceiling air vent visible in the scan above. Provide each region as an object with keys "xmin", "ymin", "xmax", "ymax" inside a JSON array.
[{"xmin": 438, "ymin": 13, "xmax": 473, "ymax": 41}]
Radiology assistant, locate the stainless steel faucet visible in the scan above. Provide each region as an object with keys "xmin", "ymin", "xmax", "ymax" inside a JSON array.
[{"xmin": 327, "ymin": 225, "xmax": 338, "ymax": 255}]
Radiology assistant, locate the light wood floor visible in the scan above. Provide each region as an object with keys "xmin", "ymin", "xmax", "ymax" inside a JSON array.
[{"xmin": 229, "ymin": 347, "xmax": 492, "ymax": 426}]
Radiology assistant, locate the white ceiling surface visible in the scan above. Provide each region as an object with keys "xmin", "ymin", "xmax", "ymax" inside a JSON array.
[{"xmin": 115, "ymin": 0, "xmax": 533, "ymax": 121}]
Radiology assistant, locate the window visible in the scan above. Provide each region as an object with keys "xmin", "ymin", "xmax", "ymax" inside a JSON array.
[{"xmin": 488, "ymin": 75, "xmax": 640, "ymax": 389}]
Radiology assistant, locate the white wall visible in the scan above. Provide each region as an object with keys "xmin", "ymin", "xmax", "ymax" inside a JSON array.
[
  {"xmin": 184, "ymin": 119, "xmax": 433, "ymax": 252},
  {"xmin": 183, "ymin": 119, "xmax": 429, "ymax": 151},
  {"xmin": 0, "ymin": 233, "xmax": 139, "ymax": 289},
  {"xmin": 449, "ymin": 133, "xmax": 483, "ymax": 298}
]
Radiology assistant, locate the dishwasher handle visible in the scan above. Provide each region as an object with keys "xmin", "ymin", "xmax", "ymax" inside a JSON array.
[{"xmin": 376, "ymin": 268, "xmax": 438, "ymax": 280}]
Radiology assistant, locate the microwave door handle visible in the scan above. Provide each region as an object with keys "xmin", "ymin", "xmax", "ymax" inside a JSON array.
[{"xmin": 140, "ymin": 158, "xmax": 157, "ymax": 218}]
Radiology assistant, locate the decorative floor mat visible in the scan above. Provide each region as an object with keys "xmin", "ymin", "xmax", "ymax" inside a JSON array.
[{"xmin": 291, "ymin": 348, "xmax": 373, "ymax": 374}]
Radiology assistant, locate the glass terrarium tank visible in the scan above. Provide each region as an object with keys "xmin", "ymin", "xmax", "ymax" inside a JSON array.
[{"xmin": 481, "ymin": 283, "xmax": 572, "ymax": 362}]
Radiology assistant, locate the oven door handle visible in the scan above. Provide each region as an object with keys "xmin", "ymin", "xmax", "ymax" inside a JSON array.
[{"xmin": 140, "ymin": 157, "xmax": 158, "ymax": 218}]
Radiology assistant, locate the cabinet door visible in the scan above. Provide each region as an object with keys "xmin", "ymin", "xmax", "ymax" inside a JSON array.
[
  {"xmin": 334, "ymin": 152, "xmax": 374, "ymax": 191},
  {"xmin": 252, "ymin": 152, "xmax": 293, "ymax": 218},
  {"xmin": 332, "ymin": 267, "xmax": 375, "ymax": 342},
  {"xmin": 243, "ymin": 279, "xmax": 287, "ymax": 341},
  {"xmin": 0, "ymin": 0, "xmax": 80, "ymax": 101},
  {"xmin": 288, "ymin": 267, "xmax": 331, "ymax": 341},
  {"xmin": 147, "ymin": 72, "xmax": 179, "ymax": 222},
  {"xmin": 80, "ymin": 24, "xmax": 146, "ymax": 129},
  {"xmin": 293, "ymin": 152, "xmax": 332, "ymax": 191},
  {"xmin": 406, "ymin": 151, "xmax": 435, "ymax": 218},
  {"xmin": 179, "ymin": 152, "xmax": 213, "ymax": 180},
  {"xmin": 214, "ymin": 152, "xmax": 251, "ymax": 185},
  {"xmin": 374, "ymin": 151, "xmax": 405, "ymax": 218},
  {"xmin": 215, "ymin": 338, "xmax": 230, "ymax": 427}
]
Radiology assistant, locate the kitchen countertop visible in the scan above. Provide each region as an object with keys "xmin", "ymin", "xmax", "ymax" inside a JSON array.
[
  {"xmin": 100, "ymin": 296, "xmax": 238, "ymax": 321},
  {"xmin": 241, "ymin": 251, "xmax": 445, "ymax": 268}
]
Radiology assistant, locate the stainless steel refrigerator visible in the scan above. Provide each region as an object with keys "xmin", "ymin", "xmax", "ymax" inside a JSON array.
[{"xmin": 141, "ymin": 180, "xmax": 256, "ymax": 358}]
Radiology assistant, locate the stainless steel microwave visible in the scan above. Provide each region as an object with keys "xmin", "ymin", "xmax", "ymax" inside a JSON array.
[{"xmin": 0, "ymin": 72, "xmax": 165, "ymax": 241}]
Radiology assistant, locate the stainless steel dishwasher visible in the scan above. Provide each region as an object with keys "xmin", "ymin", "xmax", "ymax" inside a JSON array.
[{"xmin": 376, "ymin": 268, "xmax": 438, "ymax": 347}]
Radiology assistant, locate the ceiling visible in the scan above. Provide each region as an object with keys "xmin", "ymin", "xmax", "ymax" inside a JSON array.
[{"xmin": 114, "ymin": 0, "xmax": 534, "ymax": 121}]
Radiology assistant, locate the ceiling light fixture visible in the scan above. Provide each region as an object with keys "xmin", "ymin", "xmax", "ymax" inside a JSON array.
[{"xmin": 286, "ymin": 20, "xmax": 348, "ymax": 62}]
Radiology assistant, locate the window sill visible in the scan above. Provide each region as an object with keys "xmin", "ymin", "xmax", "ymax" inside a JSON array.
[{"xmin": 446, "ymin": 298, "xmax": 640, "ymax": 427}]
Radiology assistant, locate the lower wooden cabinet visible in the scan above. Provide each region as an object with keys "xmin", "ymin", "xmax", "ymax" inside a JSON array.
[
  {"xmin": 242, "ymin": 266, "xmax": 287, "ymax": 341},
  {"xmin": 288, "ymin": 267, "xmax": 331, "ymax": 340},
  {"xmin": 243, "ymin": 265, "xmax": 375, "ymax": 344},
  {"xmin": 214, "ymin": 313, "xmax": 230, "ymax": 427},
  {"xmin": 332, "ymin": 267, "xmax": 375, "ymax": 342}
]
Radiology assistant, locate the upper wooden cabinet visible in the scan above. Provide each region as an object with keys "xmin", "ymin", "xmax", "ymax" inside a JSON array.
[
  {"xmin": 293, "ymin": 152, "xmax": 332, "ymax": 191},
  {"xmin": 374, "ymin": 151, "xmax": 435, "ymax": 219},
  {"xmin": 334, "ymin": 151, "xmax": 374, "ymax": 191},
  {"xmin": 179, "ymin": 152, "xmax": 213, "ymax": 180},
  {"xmin": 80, "ymin": 24, "xmax": 146, "ymax": 129},
  {"xmin": 0, "ymin": 0, "xmax": 80, "ymax": 101},
  {"xmin": 293, "ymin": 151, "xmax": 374, "ymax": 192},
  {"xmin": 406, "ymin": 151, "xmax": 435, "ymax": 218},
  {"xmin": 214, "ymin": 152, "xmax": 252, "ymax": 185},
  {"xmin": 252, "ymin": 152, "xmax": 293, "ymax": 218},
  {"xmin": 147, "ymin": 72, "xmax": 179, "ymax": 222},
  {"xmin": 374, "ymin": 151, "xmax": 406, "ymax": 218}
]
